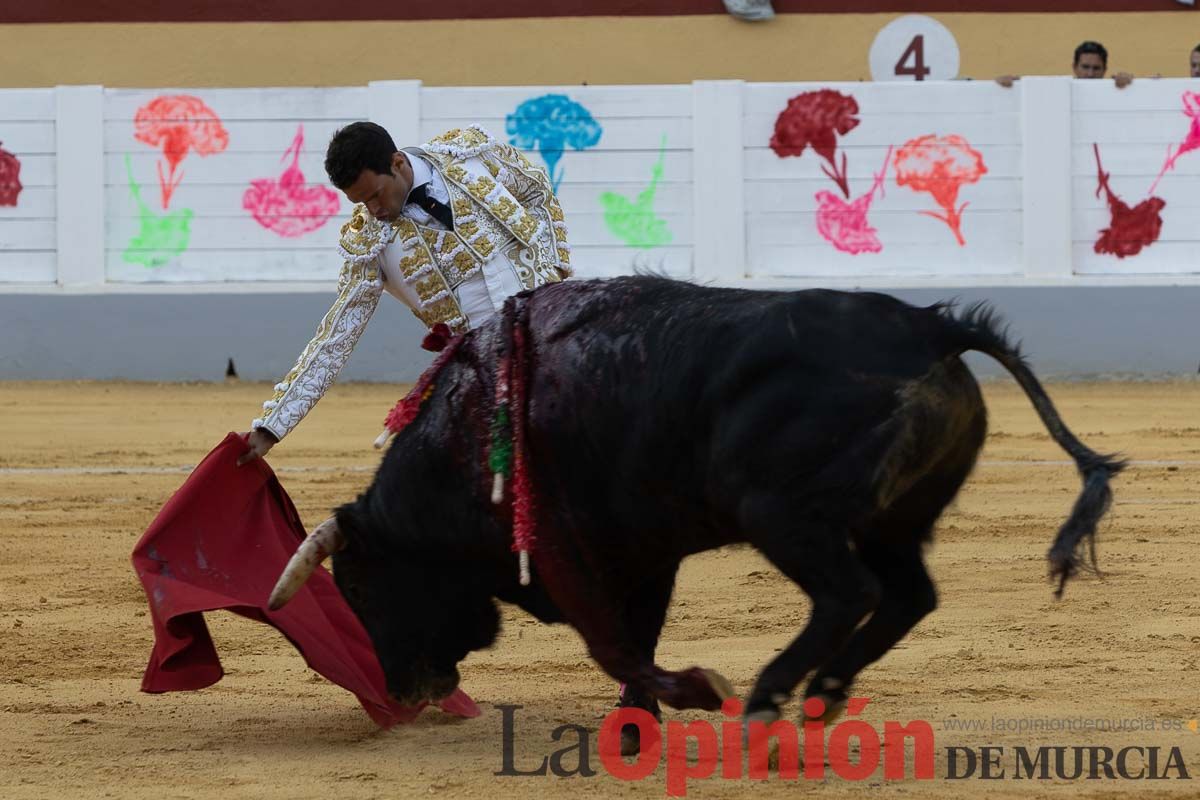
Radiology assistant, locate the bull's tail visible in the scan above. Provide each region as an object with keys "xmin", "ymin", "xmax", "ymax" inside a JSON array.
[{"xmin": 946, "ymin": 303, "xmax": 1127, "ymax": 598}]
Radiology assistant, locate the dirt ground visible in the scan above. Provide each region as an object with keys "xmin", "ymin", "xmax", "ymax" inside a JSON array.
[{"xmin": 2, "ymin": 379, "xmax": 1198, "ymax": 799}]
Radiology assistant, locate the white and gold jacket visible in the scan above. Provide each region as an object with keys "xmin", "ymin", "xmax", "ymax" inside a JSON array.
[{"xmin": 251, "ymin": 125, "xmax": 571, "ymax": 441}]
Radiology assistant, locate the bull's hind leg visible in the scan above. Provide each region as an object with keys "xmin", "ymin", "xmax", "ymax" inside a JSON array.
[
  {"xmin": 803, "ymin": 540, "xmax": 936, "ymax": 720},
  {"xmin": 806, "ymin": 425, "xmax": 982, "ymax": 720},
  {"xmin": 741, "ymin": 495, "xmax": 882, "ymax": 726}
]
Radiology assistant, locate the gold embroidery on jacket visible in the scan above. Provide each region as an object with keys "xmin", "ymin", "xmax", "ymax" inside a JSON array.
[{"xmin": 394, "ymin": 219, "xmax": 469, "ymax": 332}]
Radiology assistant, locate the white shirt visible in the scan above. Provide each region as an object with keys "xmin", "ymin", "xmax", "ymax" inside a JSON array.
[{"xmin": 377, "ymin": 152, "xmax": 523, "ymax": 331}]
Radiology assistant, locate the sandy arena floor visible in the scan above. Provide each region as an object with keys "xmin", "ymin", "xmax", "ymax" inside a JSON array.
[{"xmin": 1, "ymin": 379, "xmax": 1198, "ymax": 799}]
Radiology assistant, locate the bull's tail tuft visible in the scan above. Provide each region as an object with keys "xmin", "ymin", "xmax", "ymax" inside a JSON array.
[
  {"xmin": 1045, "ymin": 452, "xmax": 1124, "ymax": 597},
  {"xmin": 944, "ymin": 301, "xmax": 1127, "ymax": 598}
]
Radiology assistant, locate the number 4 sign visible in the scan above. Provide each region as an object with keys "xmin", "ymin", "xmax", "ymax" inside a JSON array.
[{"xmin": 869, "ymin": 15, "xmax": 960, "ymax": 82}]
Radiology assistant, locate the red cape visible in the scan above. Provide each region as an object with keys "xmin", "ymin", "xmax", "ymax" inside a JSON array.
[{"xmin": 131, "ymin": 432, "xmax": 478, "ymax": 727}]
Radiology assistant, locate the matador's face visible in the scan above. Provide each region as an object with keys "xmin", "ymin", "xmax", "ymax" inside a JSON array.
[{"xmin": 343, "ymin": 152, "xmax": 414, "ymax": 223}]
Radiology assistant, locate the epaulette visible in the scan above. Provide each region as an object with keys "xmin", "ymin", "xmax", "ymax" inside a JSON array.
[
  {"xmin": 337, "ymin": 204, "xmax": 389, "ymax": 264},
  {"xmin": 424, "ymin": 125, "xmax": 497, "ymax": 160}
]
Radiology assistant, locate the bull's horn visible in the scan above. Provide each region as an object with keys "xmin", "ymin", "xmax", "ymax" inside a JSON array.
[{"xmin": 268, "ymin": 517, "xmax": 345, "ymax": 611}]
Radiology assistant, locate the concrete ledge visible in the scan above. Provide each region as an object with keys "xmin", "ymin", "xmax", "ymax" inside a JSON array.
[{"xmin": 1, "ymin": 285, "xmax": 1196, "ymax": 381}]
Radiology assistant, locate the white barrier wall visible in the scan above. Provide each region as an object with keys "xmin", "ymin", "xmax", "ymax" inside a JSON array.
[{"xmin": 2, "ymin": 78, "xmax": 1200, "ymax": 291}]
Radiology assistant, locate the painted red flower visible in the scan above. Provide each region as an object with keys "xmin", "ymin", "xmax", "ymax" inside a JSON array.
[
  {"xmin": 0, "ymin": 142, "xmax": 21, "ymax": 206},
  {"xmin": 770, "ymin": 89, "xmax": 860, "ymax": 198},
  {"xmin": 1093, "ymin": 143, "xmax": 1165, "ymax": 259},
  {"xmin": 134, "ymin": 95, "xmax": 229, "ymax": 209},
  {"xmin": 894, "ymin": 134, "xmax": 987, "ymax": 246},
  {"xmin": 243, "ymin": 125, "xmax": 340, "ymax": 238}
]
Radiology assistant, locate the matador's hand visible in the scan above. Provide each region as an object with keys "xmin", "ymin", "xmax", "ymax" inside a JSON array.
[{"xmin": 237, "ymin": 428, "xmax": 278, "ymax": 466}]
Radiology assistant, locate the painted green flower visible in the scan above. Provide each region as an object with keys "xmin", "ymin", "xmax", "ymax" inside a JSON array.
[
  {"xmin": 600, "ymin": 137, "xmax": 671, "ymax": 249},
  {"xmin": 123, "ymin": 155, "xmax": 193, "ymax": 268}
]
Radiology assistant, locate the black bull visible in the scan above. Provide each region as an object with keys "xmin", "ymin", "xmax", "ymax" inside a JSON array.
[{"xmin": 274, "ymin": 276, "xmax": 1123, "ymax": 732}]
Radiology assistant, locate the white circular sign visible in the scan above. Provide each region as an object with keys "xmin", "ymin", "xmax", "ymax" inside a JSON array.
[{"xmin": 869, "ymin": 15, "xmax": 960, "ymax": 82}]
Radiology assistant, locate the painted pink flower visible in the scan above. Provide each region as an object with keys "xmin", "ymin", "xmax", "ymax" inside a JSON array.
[
  {"xmin": 770, "ymin": 89, "xmax": 859, "ymax": 198},
  {"xmin": 1148, "ymin": 91, "xmax": 1200, "ymax": 195},
  {"xmin": 134, "ymin": 95, "xmax": 229, "ymax": 208},
  {"xmin": 243, "ymin": 125, "xmax": 340, "ymax": 238},
  {"xmin": 814, "ymin": 147, "xmax": 891, "ymax": 255},
  {"xmin": 1093, "ymin": 143, "xmax": 1165, "ymax": 259},
  {"xmin": 0, "ymin": 142, "xmax": 21, "ymax": 206},
  {"xmin": 894, "ymin": 134, "xmax": 987, "ymax": 246}
]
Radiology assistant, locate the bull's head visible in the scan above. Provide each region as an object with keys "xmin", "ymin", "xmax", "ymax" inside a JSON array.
[{"xmin": 268, "ymin": 504, "xmax": 500, "ymax": 706}]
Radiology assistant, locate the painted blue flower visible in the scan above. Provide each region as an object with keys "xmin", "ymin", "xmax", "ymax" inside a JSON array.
[{"xmin": 506, "ymin": 94, "xmax": 602, "ymax": 191}]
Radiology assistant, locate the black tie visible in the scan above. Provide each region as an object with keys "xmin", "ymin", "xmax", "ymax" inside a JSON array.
[{"xmin": 408, "ymin": 184, "xmax": 454, "ymax": 231}]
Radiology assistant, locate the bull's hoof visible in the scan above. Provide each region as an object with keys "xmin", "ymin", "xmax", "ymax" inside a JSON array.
[
  {"xmin": 614, "ymin": 686, "xmax": 662, "ymax": 756},
  {"xmin": 700, "ymin": 668, "xmax": 735, "ymax": 703},
  {"xmin": 620, "ymin": 727, "xmax": 642, "ymax": 757},
  {"xmin": 804, "ymin": 678, "xmax": 848, "ymax": 724},
  {"xmin": 742, "ymin": 707, "xmax": 781, "ymax": 740},
  {"xmin": 743, "ymin": 708, "xmax": 783, "ymax": 770},
  {"xmin": 617, "ymin": 707, "xmax": 662, "ymax": 756}
]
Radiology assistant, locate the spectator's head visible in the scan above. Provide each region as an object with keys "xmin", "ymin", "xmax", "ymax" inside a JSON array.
[
  {"xmin": 1191, "ymin": 44, "xmax": 1200, "ymax": 78},
  {"xmin": 325, "ymin": 121, "xmax": 413, "ymax": 223},
  {"xmin": 1073, "ymin": 41, "xmax": 1108, "ymax": 79}
]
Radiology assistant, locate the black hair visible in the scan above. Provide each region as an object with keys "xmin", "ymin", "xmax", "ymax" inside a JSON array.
[
  {"xmin": 324, "ymin": 122, "xmax": 397, "ymax": 190},
  {"xmin": 1074, "ymin": 41, "xmax": 1108, "ymax": 68}
]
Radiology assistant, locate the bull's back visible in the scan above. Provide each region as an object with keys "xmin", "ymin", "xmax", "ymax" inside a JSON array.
[
  {"xmin": 517, "ymin": 277, "xmax": 973, "ymax": 542},
  {"xmin": 526, "ymin": 277, "xmax": 961, "ymax": 386}
]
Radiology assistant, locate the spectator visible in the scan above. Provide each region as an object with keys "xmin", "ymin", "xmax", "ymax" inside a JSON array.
[
  {"xmin": 1072, "ymin": 40, "xmax": 1133, "ymax": 87},
  {"xmin": 1191, "ymin": 43, "xmax": 1200, "ymax": 77},
  {"xmin": 995, "ymin": 40, "xmax": 1133, "ymax": 89}
]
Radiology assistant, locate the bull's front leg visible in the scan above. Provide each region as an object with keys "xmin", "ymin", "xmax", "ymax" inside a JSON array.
[
  {"xmin": 615, "ymin": 565, "xmax": 676, "ymax": 755},
  {"xmin": 532, "ymin": 548, "xmax": 734, "ymax": 713}
]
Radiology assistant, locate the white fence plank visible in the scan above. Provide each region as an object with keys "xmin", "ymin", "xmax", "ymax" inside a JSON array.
[
  {"xmin": 0, "ymin": 121, "xmax": 58, "ymax": 155},
  {"xmin": 104, "ymin": 150, "xmax": 696, "ymax": 186},
  {"xmin": 104, "ymin": 210, "xmax": 688, "ymax": 251},
  {"xmin": 745, "ymin": 146, "xmax": 1022, "ymax": 181},
  {"xmin": 744, "ymin": 112, "xmax": 1020, "ymax": 148},
  {"xmin": 422, "ymin": 86, "xmax": 692, "ymax": 119},
  {"xmin": 104, "ymin": 88, "xmax": 368, "ymax": 121},
  {"xmin": 0, "ymin": 251, "xmax": 56, "ymax": 282},
  {"xmin": 0, "ymin": 89, "xmax": 56, "ymax": 121},
  {"xmin": 0, "ymin": 219, "xmax": 56, "ymax": 249},
  {"xmin": 104, "ymin": 244, "xmax": 693, "ymax": 283},
  {"xmin": 745, "ymin": 81, "xmax": 1019, "ymax": 116},
  {"xmin": 749, "ymin": 243, "xmax": 1022, "ymax": 278},
  {"xmin": 1073, "ymin": 241, "xmax": 1200, "ymax": 275},
  {"xmin": 747, "ymin": 177, "xmax": 1022, "ymax": 213}
]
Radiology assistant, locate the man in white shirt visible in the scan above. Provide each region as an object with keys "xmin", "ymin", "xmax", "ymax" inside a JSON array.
[{"xmin": 238, "ymin": 121, "xmax": 571, "ymax": 464}]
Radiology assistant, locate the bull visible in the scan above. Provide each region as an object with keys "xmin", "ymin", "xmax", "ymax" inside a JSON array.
[{"xmin": 268, "ymin": 276, "xmax": 1122, "ymax": 746}]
